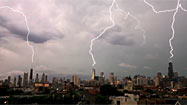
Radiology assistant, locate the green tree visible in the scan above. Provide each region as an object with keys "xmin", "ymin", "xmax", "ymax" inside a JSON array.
[
  {"xmin": 95, "ymin": 95, "xmax": 111, "ymax": 104},
  {"xmin": 100, "ymin": 84, "xmax": 123, "ymax": 96}
]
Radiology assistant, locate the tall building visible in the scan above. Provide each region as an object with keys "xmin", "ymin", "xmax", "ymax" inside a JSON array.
[
  {"xmin": 134, "ymin": 75, "xmax": 148, "ymax": 86},
  {"xmin": 17, "ymin": 75, "xmax": 22, "ymax": 87},
  {"xmin": 8, "ymin": 76, "xmax": 11, "ymax": 83},
  {"xmin": 35, "ymin": 73, "xmax": 39, "ymax": 83},
  {"xmin": 100, "ymin": 72, "xmax": 104, "ymax": 78},
  {"xmin": 157, "ymin": 72, "xmax": 162, "ymax": 79},
  {"xmin": 154, "ymin": 72, "xmax": 162, "ymax": 86},
  {"xmin": 52, "ymin": 77, "xmax": 57, "ymax": 84},
  {"xmin": 13, "ymin": 77, "xmax": 16, "ymax": 87},
  {"xmin": 29, "ymin": 68, "xmax": 33, "ymax": 84},
  {"xmin": 91, "ymin": 68, "xmax": 96, "ymax": 80},
  {"xmin": 168, "ymin": 62, "xmax": 174, "ymax": 79},
  {"xmin": 45, "ymin": 75, "xmax": 48, "ymax": 83},
  {"xmin": 154, "ymin": 76, "xmax": 160, "ymax": 86},
  {"xmin": 23, "ymin": 72, "xmax": 28, "ymax": 86},
  {"xmin": 99, "ymin": 72, "xmax": 105, "ymax": 84},
  {"xmin": 72, "ymin": 75, "xmax": 79, "ymax": 86},
  {"xmin": 41, "ymin": 73, "xmax": 45, "ymax": 83},
  {"xmin": 109, "ymin": 72, "xmax": 114, "ymax": 85}
]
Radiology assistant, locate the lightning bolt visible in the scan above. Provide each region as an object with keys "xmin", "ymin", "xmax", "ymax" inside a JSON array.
[
  {"xmin": 89, "ymin": 0, "xmax": 116, "ymax": 67},
  {"xmin": 89, "ymin": 0, "xmax": 146, "ymax": 66},
  {"xmin": 144, "ymin": 0, "xmax": 187, "ymax": 60},
  {"xmin": 115, "ymin": 3, "xmax": 146, "ymax": 46},
  {"xmin": 0, "ymin": 6, "xmax": 34, "ymax": 66}
]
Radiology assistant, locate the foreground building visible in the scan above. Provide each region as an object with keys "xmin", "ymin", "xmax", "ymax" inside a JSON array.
[{"xmin": 110, "ymin": 93, "xmax": 139, "ymax": 105}]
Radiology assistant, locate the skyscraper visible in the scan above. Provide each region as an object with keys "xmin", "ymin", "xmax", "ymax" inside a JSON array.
[
  {"xmin": 29, "ymin": 68, "xmax": 33, "ymax": 84},
  {"xmin": 168, "ymin": 62, "xmax": 174, "ymax": 79},
  {"xmin": 99, "ymin": 72, "xmax": 105, "ymax": 84},
  {"xmin": 45, "ymin": 75, "xmax": 48, "ymax": 83},
  {"xmin": 52, "ymin": 77, "xmax": 57, "ymax": 84},
  {"xmin": 91, "ymin": 68, "xmax": 96, "ymax": 80},
  {"xmin": 157, "ymin": 72, "xmax": 162, "ymax": 79},
  {"xmin": 17, "ymin": 75, "xmax": 22, "ymax": 87},
  {"xmin": 8, "ymin": 76, "xmax": 11, "ymax": 84},
  {"xmin": 14, "ymin": 77, "xmax": 16, "ymax": 87},
  {"xmin": 154, "ymin": 76, "xmax": 160, "ymax": 86},
  {"xmin": 35, "ymin": 73, "xmax": 39, "ymax": 83},
  {"xmin": 134, "ymin": 75, "xmax": 148, "ymax": 86},
  {"xmin": 72, "ymin": 75, "xmax": 79, "ymax": 86},
  {"xmin": 23, "ymin": 72, "xmax": 28, "ymax": 86},
  {"xmin": 41, "ymin": 73, "xmax": 45, "ymax": 83},
  {"xmin": 109, "ymin": 72, "xmax": 114, "ymax": 85}
]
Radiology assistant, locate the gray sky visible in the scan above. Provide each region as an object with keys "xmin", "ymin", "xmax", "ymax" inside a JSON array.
[{"xmin": 0, "ymin": 0, "xmax": 187, "ymax": 79}]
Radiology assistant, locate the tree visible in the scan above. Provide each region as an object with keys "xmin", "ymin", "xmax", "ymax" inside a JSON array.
[
  {"xmin": 95, "ymin": 95, "xmax": 111, "ymax": 104},
  {"xmin": 100, "ymin": 84, "xmax": 123, "ymax": 96}
]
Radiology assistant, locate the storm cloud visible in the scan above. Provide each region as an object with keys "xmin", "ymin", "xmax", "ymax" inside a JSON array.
[
  {"xmin": 0, "ymin": 16, "xmax": 63, "ymax": 43},
  {"xmin": 0, "ymin": 0, "xmax": 186, "ymax": 79}
]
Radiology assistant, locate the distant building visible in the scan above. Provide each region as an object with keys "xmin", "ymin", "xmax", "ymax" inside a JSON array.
[
  {"xmin": 8, "ymin": 76, "xmax": 11, "ymax": 84},
  {"xmin": 175, "ymin": 82, "xmax": 183, "ymax": 89},
  {"xmin": 34, "ymin": 83, "xmax": 49, "ymax": 92},
  {"xmin": 91, "ymin": 68, "xmax": 96, "ymax": 80},
  {"xmin": 122, "ymin": 77, "xmax": 133, "ymax": 90},
  {"xmin": 35, "ymin": 73, "xmax": 39, "ymax": 83},
  {"xmin": 125, "ymin": 80, "xmax": 133, "ymax": 90},
  {"xmin": 157, "ymin": 72, "xmax": 162, "ymax": 79},
  {"xmin": 17, "ymin": 75, "xmax": 22, "ymax": 87},
  {"xmin": 45, "ymin": 75, "xmax": 48, "ymax": 83},
  {"xmin": 29, "ymin": 68, "xmax": 33, "ymax": 84},
  {"xmin": 99, "ymin": 72, "xmax": 105, "ymax": 84},
  {"xmin": 133, "ymin": 75, "xmax": 148, "ymax": 86},
  {"xmin": 13, "ymin": 77, "xmax": 16, "ymax": 87},
  {"xmin": 72, "ymin": 75, "xmax": 79, "ymax": 86},
  {"xmin": 41, "ymin": 73, "xmax": 45, "ymax": 83},
  {"xmin": 174, "ymin": 72, "xmax": 178, "ymax": 78},
  {"xmin": 0, "ymin": 80, "xmax": 3, "ymax": 87},
  {"xmin": 23, "ymin": 72, "xmax": 29, "ymax": 86},
  {"xmin": 100, "ymin": 72, "xmax": 104, "ymax": 78},
  {"xmin": 154, "ymin": 76, "xmax": 160, "ymax": 86},
  {"xmin": 168, "ymin": 62, "xmax": 174, "ymax": 79},
  {"xmin": 52, "ymin": 77, "xmax": 57, "ymax": 84},
  {"xmin": 109, "ymin": 72, "xmax": 115, "ymax": 85},
  {"xmin": 3, "ymin": 79, "xmax": 9, "ymax": 87},
  {"xmin": 41, "ymin": 73, "xmax": 48, "ymax": 83},
  {"xmin": 34, "ymin": 83, "xmax": 49, "ymax": 88}
]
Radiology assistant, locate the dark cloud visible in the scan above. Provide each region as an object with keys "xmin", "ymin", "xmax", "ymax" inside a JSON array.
[
  {"xmin": 106, "ymin": 34, "xmax": 135, "ymax": 46},
  {"xmin": 0, "ymin": 16, "xmax": 63, "ymax": 43},
  {"xmin": 100, "ymin": 25, "xmax": 141, "ymax": 46}
]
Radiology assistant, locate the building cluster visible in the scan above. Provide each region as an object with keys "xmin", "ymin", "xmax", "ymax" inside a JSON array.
[
  {"xmin": 0, "ymin": 68, "xmax": 49, "ymax": 89},
  {"xmin": 84, "ymin": 62, "xmax": 187, "ymax": 90},
  {"xmin": 0, "ymin": 62, "xmax": 187, "ymax": 104}
]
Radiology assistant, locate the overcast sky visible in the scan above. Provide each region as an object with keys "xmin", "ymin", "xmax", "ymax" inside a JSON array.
[{"xmin": 0, "ymin": 0, "xmax": 187, "ymax": 79}]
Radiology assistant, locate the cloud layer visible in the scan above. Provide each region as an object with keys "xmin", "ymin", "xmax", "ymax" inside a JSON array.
[{"xmin": 0, "ymin": 0, "xmax": 187, "ymax": 79}]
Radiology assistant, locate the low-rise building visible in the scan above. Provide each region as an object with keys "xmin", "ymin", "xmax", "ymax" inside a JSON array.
[{"xmin": 110, "ymin": 93, "xmax": 139, "ymax": 105}]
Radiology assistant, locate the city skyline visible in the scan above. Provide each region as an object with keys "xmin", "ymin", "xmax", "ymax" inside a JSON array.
[
  {"xmin": 0, "ymin": 0, "xmax": 187, "ymax": 78},
  {"xmin": 0, "ymin": 61, "xmax": 186, "ymax": 104},
  {"xmin": 0, "ymin": 61, "xmax": 186, "ymax": 81},
  {"xmin": 0, "ymin": 62, "xmax": 182, "ymax": 82}
]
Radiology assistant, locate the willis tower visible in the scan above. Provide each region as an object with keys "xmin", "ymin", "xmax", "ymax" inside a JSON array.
[
  {"xmin": 30, "ymin": 68, "xmax": 33, "ymax": 84},
  {"xmin": 168, "ymin": 62, "xmax": 174, "ymax": 79}
]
